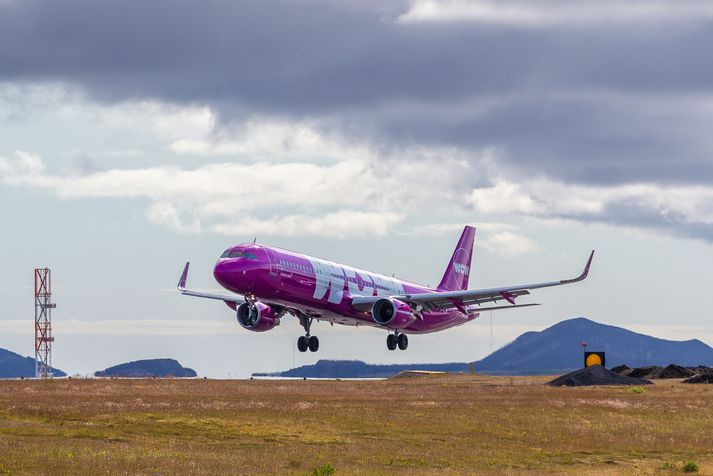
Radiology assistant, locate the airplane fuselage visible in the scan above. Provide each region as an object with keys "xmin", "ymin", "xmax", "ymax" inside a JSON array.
[{"xmin": 213, "ymin": 243, "xmax": 478, "ymax": 334}]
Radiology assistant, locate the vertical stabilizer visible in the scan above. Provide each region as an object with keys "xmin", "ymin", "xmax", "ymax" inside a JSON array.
[{"xmin": 437, "ymin": 226, "xmax": 475, "ymax": 291}]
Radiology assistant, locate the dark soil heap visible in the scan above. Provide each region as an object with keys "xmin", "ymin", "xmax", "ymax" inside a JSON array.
[
  {"xmin": 611, "ymin": 364, "xmax": 712, "ymax": 379},
  {"xmin": 683, "ymin": 374, "xmax": 713, "ymax": 384},
  {"xmin": 647, "ymin": 364, "xmax": 695, "ymax": 379},
  {"xmin": 610, "ymin": 364, "xmax": 632, "ymax": 375},
  {"xmin": 547, "ymin": 365, "xmax": 652, "ymax": 387},
  {"xmin": 625, "ymin": 366, "xmax": 659, "ymax": 379}
]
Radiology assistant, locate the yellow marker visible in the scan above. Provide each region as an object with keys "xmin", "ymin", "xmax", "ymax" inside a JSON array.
[{"xmin": 586, "ymin": 353, "xmax": 602, "ymax": 367}]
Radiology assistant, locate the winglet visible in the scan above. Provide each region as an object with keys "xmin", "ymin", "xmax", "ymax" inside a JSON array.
[
  {"xmin": 178, "ymin": 262, "xmax": 190, "ymax": 291},
  {"xmin": 562, "ymin": 250, "xmax": 594, "ymax": 284}
]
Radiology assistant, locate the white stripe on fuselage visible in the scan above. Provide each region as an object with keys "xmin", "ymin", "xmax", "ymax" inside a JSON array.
[{"xmin": 308, "ymin": 257, "xmax": 405, "ymax": 304}]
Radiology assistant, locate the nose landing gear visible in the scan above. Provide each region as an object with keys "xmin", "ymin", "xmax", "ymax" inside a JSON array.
[
  {"xmin": 387, "ymin": 331, "xmax": 408, "ymax": 351},
  {"xmin": 297, "ymin": 314, "xmax": 319, "ymax": 352}
]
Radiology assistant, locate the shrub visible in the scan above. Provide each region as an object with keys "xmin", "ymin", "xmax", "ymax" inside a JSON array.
[
  {"xmin": 312, "ymin": 463, "xmax": 336, "ymax": 476},
  {"xmin": 625, "ymin": 386, "xmax": 645, "ymax": 394},
  {"xmin": 683, "ymin": 461, "xmax": 699, "ymax": 473}
]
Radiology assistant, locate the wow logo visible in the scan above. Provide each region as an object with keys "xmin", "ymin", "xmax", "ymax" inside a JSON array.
[{"xmin": 454, "ymin": 262, "xmax": 470, "ymax": 275}]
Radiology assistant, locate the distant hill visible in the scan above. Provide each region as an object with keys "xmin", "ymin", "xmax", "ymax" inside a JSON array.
[
  {"xmin": 95, "ymin": 358, "xmax": 197, "ymax": 378},
  {"xmin": 253, "ymin": 360, "xmax": 469, "ymax": 378},
  {"xmin": 254, "ymin": 317, "xmax": 713, "ymax": 378},
  {"xmin": 477, "ymin": 317, "xmax": 713, "ymax": 373},
  {"xmin": 0, "ymin": 347, "xmax": 66, "ymax": 378}
]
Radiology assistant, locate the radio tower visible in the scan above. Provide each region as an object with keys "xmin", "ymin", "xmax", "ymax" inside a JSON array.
[{"xmin": 34, "ymin": 268, "xmax": 55, "ymax": 378}]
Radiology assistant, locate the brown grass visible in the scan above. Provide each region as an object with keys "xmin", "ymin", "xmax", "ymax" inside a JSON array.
[{"xmin": 0, "ymin": 375, "xmax": 711, "ymax": 475}]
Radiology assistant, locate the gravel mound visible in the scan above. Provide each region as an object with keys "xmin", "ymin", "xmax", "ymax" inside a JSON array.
[
  {"xmin": 610, "ymin": 365, "xmax": 631, "ymax": 375},
  {"xmin": 647, "ymin": 364, "xmax": 695, "ymax": 379},
  {"xmin": 547, "ymin": 365, "xmax": 652, "ymax": 387},
  {"xmin": 683, "ymin": 374, "xmax": 713, "ymax": 384},
  {"xmin": 689, "ymin": 366, "xmax": 713, "ymax": 376},
  {"xmin": 626, "ymin": 366, "xmax": 659, "ymax": 379},
  {"xmin": 610, "ymin": 365, "xmax": 712, "ymax": 379}
]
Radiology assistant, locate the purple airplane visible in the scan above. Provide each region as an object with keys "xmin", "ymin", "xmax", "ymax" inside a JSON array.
[{"xmin": 178, "ymin": 226, "xmax": 594, "ymax": 352}]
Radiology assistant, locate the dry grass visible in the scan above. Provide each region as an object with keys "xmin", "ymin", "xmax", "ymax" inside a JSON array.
[{"xmin": 0, "ymin": 375, "xmax": 712, "ymax": 474}]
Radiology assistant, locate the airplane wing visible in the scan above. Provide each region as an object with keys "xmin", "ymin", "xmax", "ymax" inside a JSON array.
[
  {"xmin": 351, "ymin": 250, "xmax": 594, "ymax": 314},
  {"xmin": 177, "ymin": 262, "xmax": 245, "ymax": 303}
]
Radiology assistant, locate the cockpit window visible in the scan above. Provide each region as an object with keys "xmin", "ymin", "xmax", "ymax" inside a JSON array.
[{"xmin": 220, "ymin": 249, "xmax": 257, "ymax": 259}]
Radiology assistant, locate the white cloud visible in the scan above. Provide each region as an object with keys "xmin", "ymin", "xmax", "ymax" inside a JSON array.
[
  {"xmin": 398, "ymin": 0, "xmax": 713, "ymax": 26},
  {"xmin": 169, "ymin": 119, "xmax": 370, "ymax": 163},
  {"xmin": 0, "ymin": 122, "xmax": 478, "ymax": 236},
  {"xmin": 470, "ymin": 178, "xmax": 713, "ymax": 225},
  {"xmin": 212, "ymin": 210, "xmax": 404, "ymax": 238},
  {"xmin": 479, "ymin": 231, "xmax": 540, "ymax": 256}
]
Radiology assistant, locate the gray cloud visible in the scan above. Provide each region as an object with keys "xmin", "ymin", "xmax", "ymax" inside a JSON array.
[{"xmin": 1, "ymin": 0, "xmax": 713, "ymax": 187}]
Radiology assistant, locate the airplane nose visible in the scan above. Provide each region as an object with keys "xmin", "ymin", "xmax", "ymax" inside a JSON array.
[{"xmin": 213, "ymin": 260, "xmax": 232, "ymax": 285}]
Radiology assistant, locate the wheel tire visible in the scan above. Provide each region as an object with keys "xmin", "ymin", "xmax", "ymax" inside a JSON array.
[
  {"xmin": 397, "ymin": 333, "xmax": 409, "ymax": 350},
  {"xmin": 297, "ymin": 336, "xmax": 308, "ymax": 352},
  {"xmin": 386, "ymin": 334, "xmax": 397, "ymax": 351},
  {"xmin": 308, "ymin": 335, "xmax": 320, "ymax": 352}
]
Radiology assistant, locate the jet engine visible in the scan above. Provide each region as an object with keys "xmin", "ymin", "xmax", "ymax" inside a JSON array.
[
  {"xmin": 371, "ymin": 298, "xmax": 417, "ymax": 329},
  {"xmin": 236, "ymin": 302, "xmax": 279, "ymax": 332}
]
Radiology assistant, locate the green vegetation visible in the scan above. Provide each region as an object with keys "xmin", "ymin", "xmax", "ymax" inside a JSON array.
[
  {"xmin": 624, "ymin": 385, "xmax": 646, "ymax": 394},
  {"xmin": 312, "ymin": 463, "xmax": 336, "ymax": 475},
  {"xmin": 683, "ymin": 461, "xmax": 700, "ymax": 473},
  {"xmin": 0, "ymin": 376, "xmax": 711, "ymax": 474}
]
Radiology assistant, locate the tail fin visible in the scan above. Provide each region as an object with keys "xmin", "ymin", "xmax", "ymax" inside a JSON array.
[{"xmin": 437, "ymin": 226, "xmax": 475, "ymax": 291}]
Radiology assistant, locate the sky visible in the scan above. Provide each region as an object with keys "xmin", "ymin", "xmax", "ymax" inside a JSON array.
[{"xmin": 1, "ymin": 0, "xmax": 713, "ymax": 377}]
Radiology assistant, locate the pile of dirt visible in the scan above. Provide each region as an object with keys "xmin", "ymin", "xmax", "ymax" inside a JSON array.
[
  {"xmin": 689, "ymin": 366, "xmax": 713, "ymax": 376},
  {"xmin": 626, "ymin": 366, "xmax": 659, "ymax": 379},
  {"xmin": 683, "ymin": 374, "xmax": 713, "ymax": 384},
  {"xmin": 611, "ymin": 364, "xmax": 712, "ymax": 379},
  {"xmin": 547, "ymin": 365, "xmax": 652, "ymax": 387},
  {"xmin": 647, "ymin": 364, "xmax": 695, "ymax": 379},
  {"xmin": 610, "ymin": 364, "xmax": 631, "ymax": 375}
]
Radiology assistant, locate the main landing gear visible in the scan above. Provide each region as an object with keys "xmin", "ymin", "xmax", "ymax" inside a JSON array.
[
  {"xmin": 297, "ymin": 315, "xmax": 319, "ymax": 352},
  {"xmin": 387, "ymin": 331, "xmax": 408, "ymax": 351}
]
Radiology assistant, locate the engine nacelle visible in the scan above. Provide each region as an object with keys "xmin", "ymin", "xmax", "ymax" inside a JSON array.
[
  {"xmin": 371, "ymin": 298, "xmax": 417, "ymax": 329},
  {"xmin": 236, "ymin": 302, "xmax": 279, "ymax": 332}
]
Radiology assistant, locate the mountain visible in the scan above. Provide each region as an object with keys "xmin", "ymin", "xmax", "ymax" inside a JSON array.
[
  {"xmin": 254, "ymin": 317, "xmax": 713, "ymax": 378},
  {"xmin": 95, "ymin": 358, "xmax": 197, "ymax": 378},
  {"xmin": 477, "ymin": 317, "xmax": 713, "ymax": 373},
  {"xmin": 253, "ymin": 360, "xmax": 470, "ymax": 378},
  {"xmin": 0, "ymin": 347, "xmax": 66, "ymax": 378}
]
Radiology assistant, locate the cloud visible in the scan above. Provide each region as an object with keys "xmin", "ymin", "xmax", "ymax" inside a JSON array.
[
  {"xmin": 0, "ymin": 115, "xmax": 481, "ymax": 237},
  {"xmin": 479, "ymin": 231, "xmax": 540, "ymax": 256},
  {"xmin": 469, "ymin": 178, "xmax": 713, "ymax": 242},
  {"xmin": 397, "ymin": 0, "xmax": 713, "ymax": 26},
  {"xmin": 212, "ymin": 210, "xmax": 404, "ymax": 238},
  {"xmin": 2, "ymin": 2, "xmax": 713, "ymax": 190}
]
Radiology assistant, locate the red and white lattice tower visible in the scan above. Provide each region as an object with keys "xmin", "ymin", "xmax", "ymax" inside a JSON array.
[{"xmin": 34, "ymin": 268, "xmax": 55, "ymax": 378}]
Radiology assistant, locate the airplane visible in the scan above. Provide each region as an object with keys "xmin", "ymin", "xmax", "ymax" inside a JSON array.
[{"xmin": 178, "ymin": 226, "xmax": 594, "ymax": 352}]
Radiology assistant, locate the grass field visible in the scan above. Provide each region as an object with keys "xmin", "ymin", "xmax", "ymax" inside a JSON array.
[{"xmin": 0, "ymin": 375, "xmax": 712, "ymax": 475}]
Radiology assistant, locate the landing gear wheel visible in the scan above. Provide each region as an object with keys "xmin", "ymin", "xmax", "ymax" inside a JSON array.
[
  {"xmin": 386, "ymin": 334, "xmax": 397, "ymax": 351},
  {"xmin": 397, "ymin": 333, "xmax": 409, "ymax": 350},
  {"xmin": 308, "ymin": 335, "xmax": 320, "ymax": 352},
  {"xmin": 297, "ymin": 336, "xmax": 308, "ymax": 352}
]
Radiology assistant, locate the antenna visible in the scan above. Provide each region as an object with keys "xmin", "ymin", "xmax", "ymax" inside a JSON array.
[
  {"xmin": 34, "ymin": 268, "xmax": 56, "ymax": 378},
  {"xmin": 253, "ymin": 237, "xmax": 256, "ymax": 243}
]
